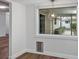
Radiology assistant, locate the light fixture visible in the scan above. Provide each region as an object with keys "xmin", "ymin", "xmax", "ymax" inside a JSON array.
[
  {"xmin": 51, "ymin": 13, "xmax": 55, "ymax": 17},
  {"xmin": 0, "ymin": 5, "xmax": 8, "ymax": 9},
  {"xmin": 50, "ymin": 0, "xmax": 55, "ymax": 18},
  {"xmin": 51, "ymin": 0, "xmax": 55, "ymax": 2}
]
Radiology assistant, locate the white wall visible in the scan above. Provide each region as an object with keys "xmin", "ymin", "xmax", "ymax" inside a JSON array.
[
  {"xmin": 14, "ymin": 0, "xmax": 77, "ymax": 5},
  {"xmin": 8, "ymin": 0, "xmax": 78, "ymax": 59},
  {"xmin": 26, "ymin": 0, "xmax": 78, "ymax": 59},
  {"xmin": 11, "ymin": 1, "xmax": 27, "ymax": 59},
  {"xmin": 0, "ymin": 12, "xmax": 6, "ymax": 36},
  {"xmin": 6, "ymin": 12, "xmax": 9, "ymax": 34}
]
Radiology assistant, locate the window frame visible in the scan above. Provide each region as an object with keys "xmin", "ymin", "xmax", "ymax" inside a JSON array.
[{"xmin": 35, "ymin": 3, "xmax": 78, "ymax": 39}]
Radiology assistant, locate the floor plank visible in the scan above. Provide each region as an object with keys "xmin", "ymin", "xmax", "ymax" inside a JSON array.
[
  {"xmin": 0, "ymin": 35, "xmax": 9, "ymax": 59},
  {"xmin": 16, "ymin": 52, "xmax": 66, "ymax": 59}
]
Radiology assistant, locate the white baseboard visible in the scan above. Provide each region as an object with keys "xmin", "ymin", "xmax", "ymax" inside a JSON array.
[
  {"xmin": 11, "ymin": 49, "xmax": 78, "ymax": 59},
  {"xmin": 26, "ymin": 49, "xmax": 78, "ymax": 59},
  {"xmin": 11, "ymin": 49, "xmax": 27, "ymax": 59}
]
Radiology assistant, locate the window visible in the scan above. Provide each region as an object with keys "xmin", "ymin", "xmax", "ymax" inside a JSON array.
[
  {"xmin": 39, "ymin": 14, "xmax": 45, "ymax": 34},
  {"xmin": 39, "ymin": 6, "xmax": 77, "ymax": 36}
]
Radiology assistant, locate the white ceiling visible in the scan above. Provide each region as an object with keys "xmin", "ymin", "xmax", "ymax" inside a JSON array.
[
  {"xmin": 40, "ymin": 7, "xmax": 77, "ymax": 15},
  {"xmin": 13, "ymin": 0, "xmax": 52, "ymax": 4},
  {"xmin": 13, "ymin": 0, "xmax": 77, "ymax": 5},
  {"xmin": 13, "ymin": 0, "xmax": 77, "ymax": 4}
]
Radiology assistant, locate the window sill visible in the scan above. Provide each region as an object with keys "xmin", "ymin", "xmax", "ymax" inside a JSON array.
[{"xmin": 34, "ymin": 34, "xmax": 78, "ymax": 41}]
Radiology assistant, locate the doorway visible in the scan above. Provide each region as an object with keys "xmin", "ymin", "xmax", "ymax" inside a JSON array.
[{"xmin": 0, "ymin": 1, "xmax": 11, "ymax": 59}]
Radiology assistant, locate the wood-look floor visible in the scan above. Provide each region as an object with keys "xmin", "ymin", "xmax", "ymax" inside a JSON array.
[
  {"xmin": 16, "ymin": 52, "xmax": 66, "ymax": 59},
  {"xmin": 0, "ymin": 35, "xmax": 9, "ymax": 59}
]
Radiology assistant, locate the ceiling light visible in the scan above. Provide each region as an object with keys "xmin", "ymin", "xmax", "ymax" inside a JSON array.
[
  {"xmin": 0, "ymin": 5, "xmax": 8, "ymax": 9},
  {"xmin": 51, "ymin": 14, "xmax": 55, "ymax": 17},
  {"xmin": 51, "ymin": 0, "xmax": 55, "ymax": 2}
]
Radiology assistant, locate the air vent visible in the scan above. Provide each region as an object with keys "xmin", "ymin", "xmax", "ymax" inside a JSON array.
[{"xmin": 36, "ymin": 42, "xmax": 43, "ymax": 52}]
